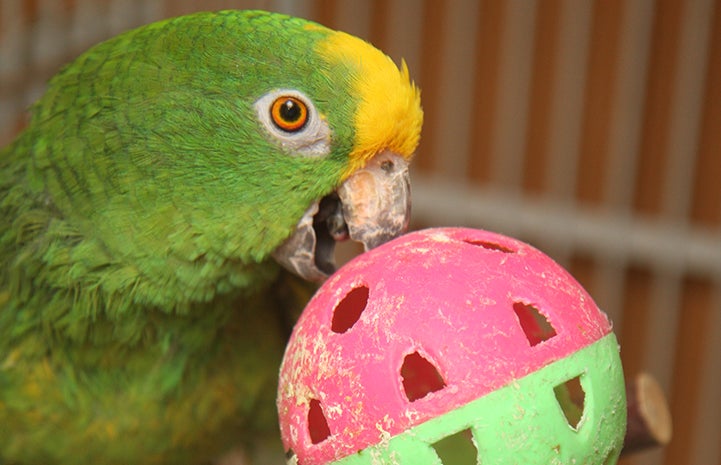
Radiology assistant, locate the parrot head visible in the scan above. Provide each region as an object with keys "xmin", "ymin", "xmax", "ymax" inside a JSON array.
[
  {"xmin": 259, "ymin": 17, "xmax": 423, "ymax": 281},
  {"xmin": 20, "ymin": 10, "xmax": 422, "ymax": 304}
]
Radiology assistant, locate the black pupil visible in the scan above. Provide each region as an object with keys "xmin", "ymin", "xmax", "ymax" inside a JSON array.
[{"xmin": 280, "ymin": 99, "xmax": 302, "ymax": 123}]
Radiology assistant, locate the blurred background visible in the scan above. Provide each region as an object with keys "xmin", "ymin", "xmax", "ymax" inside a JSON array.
[{"xmin": 1, "ymin": 1, "xmax": 719, "ymax": 464}]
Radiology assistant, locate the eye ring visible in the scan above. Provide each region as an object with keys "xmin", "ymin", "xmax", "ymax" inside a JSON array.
[
  {"xmin": 254, "ymin": 89, "xmax": 331, "ymax": 158},
  {"xmin": 270, "ymin": 96, "xmax": 309, "ymax": 132}
]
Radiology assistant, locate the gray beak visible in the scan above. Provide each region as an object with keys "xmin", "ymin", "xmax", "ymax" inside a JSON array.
[{"xmin": 272, "ymin": 151, "xmax": 411, "ymax": 281}]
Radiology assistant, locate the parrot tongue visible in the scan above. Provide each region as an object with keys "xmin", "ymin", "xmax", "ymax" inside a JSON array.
[{"xmin": 272, "ymin": 151, "xmax": 411, "ymax": 282}]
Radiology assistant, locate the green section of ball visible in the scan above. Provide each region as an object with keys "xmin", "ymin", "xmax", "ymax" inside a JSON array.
[{"xmin": 333, "ymin": 334, "xmax": 626, "ymax": 465}]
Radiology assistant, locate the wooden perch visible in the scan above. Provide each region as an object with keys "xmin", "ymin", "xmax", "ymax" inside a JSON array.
[{"xmin": 621, "ymin": 372, "xmax": 673, "ymax": 455}]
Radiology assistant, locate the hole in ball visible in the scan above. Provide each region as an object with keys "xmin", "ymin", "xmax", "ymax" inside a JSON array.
[
  {"xmin": 307, "ymin": 398, "xmax": 331, "ymax": 444},
  {"xmin": 431, "ymin": 428, "xmax": 478, "ymax": 465},
  {"xmin": 331, "ymin": 285, "xmax": 369, "ymax": 334},
  {"xmin": 462, "ymin": 238, "xmax": 516, "ymax": 253},
  {"xmin": 512, "ymin": 301, "xmax": 557, "ymax": 346},
  {"xmin": 401, "ymin": 351, "xmax": 446, "ymax": 402},
  {"xmin": 554, "ymin": 374, "xmax": 586, "ymax": 431}
]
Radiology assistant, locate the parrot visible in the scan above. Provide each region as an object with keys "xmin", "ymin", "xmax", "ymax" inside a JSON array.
[{"xmin": 0, "ymin": 9, "xmax": 422, "ymax": 465}]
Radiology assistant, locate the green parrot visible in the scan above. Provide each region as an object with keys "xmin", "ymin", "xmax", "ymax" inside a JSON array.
[{"xmin": 0, "ymin": 9, "xmax": 422, "ymax": 465}]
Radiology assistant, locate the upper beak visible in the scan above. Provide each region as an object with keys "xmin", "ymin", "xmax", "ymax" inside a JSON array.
[{"xmin": 272, "ymin": 150, "xmax": 411, "ymax": 281}]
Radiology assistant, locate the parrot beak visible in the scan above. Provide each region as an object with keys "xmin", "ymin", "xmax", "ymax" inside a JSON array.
[
  {"xmin": 272, "ymin": 151, "xmax": 411, "ymax": 281},
  {"xmin": 337, "ymin": 151, "xmax": 411, "ymax": 250}
]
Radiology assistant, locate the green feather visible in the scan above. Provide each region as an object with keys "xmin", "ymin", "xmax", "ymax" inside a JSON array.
[{"xmin": 0, "ymin": 10, "xmax": 369, "ymax": 464}]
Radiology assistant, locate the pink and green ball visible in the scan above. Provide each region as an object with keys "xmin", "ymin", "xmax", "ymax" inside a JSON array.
[{"xmin": 277, "ymin": 228, "xmax": 626, "ymax": 465}]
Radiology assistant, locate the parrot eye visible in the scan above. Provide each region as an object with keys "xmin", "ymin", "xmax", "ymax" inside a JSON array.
[
  {"xmin": 271, "ymin": 96, "xmax": 309, "ymax": 132},
  {"xmin": 255, "ymin": 89, "xmax": 331, "ymax": 158}
]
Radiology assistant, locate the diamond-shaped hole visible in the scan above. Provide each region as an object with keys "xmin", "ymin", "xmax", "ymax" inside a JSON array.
[
  {"xmin": 512, "ymin": 301, "xmax": 557, "ymax": 346},
  {"xmin": 308, "ymin": 398, "xmax": 331, "ymax": 444},
  {"xmin": 554, "ymin": 375, "xmax": 586, "ymax": 430},
  {"xmin": 462, "ymin": 238, "xmax": 515, "ymax": 253},
  {"xmin": 432, "ymin": 429, "xmax": 478, "ymax": 464},
  {"xmin": 331, "ymin": 285, "xmax": 369, "ymax": 333},
  {"xmin": 401, "ymin": 351, "xmax": 446, "ymax": 402}
]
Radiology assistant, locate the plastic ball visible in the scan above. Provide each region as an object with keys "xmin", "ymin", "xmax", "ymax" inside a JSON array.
[{"xmin": 277, "ymin": 227, "xmax": 626, "ymax": 465}]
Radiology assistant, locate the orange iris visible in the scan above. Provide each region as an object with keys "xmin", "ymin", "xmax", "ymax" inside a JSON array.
[{"xmin": 270, "ymin": 96, "xmax": 309, "ymax": 132}]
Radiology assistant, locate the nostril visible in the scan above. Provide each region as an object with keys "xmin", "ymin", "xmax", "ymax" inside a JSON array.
[{"xmin": 380, "ymin": 160, "xmax": 394, "ymax": 172}]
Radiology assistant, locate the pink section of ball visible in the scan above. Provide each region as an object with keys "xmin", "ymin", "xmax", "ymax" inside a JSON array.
[{"xmin": 277, "ymin": 228, "xmax": 612, "ymax": 465}]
